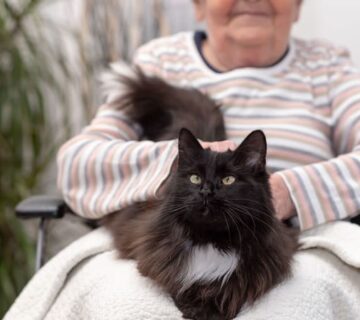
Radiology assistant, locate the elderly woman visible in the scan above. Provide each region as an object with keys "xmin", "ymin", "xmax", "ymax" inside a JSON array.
[
  {"xmin": 5, "ymin": 1, "xmax": 360, "ymax": 319},
  {"xmin": 59, "ymin": 0, "xmax": 359, "ymax": 230}
]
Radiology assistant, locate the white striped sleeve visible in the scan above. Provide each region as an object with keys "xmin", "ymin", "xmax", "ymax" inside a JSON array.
[
  {"xmin": 57, "ymin": 104, "xmax": 178, "ymax": 218},
  {"xmin": 277, "ymin": 51, "xmax": 360, "ymax": 230}
]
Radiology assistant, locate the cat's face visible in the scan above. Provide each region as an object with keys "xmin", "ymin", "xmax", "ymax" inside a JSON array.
[{"xmin": 168, "ymin": 129, "xmax": 273, "ymax": 238}]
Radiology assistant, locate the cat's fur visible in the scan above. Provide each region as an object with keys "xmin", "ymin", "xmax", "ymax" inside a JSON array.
[
  {"xmin": 101, "ymin": 63, "xmax": 225, "ymax": 142},
  {"xmin": 103, "ymin": 66, "xmax": 298, "ymax": 320}
]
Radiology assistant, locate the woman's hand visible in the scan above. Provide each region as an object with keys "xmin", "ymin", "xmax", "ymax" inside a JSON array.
[
  {"xmin": 200, "ymin": 140, "xmax": 237, "ymax": 152},
  {"xmin": 200, "ymin": 142, "xmax": 297, "ymax": 222},
  {"xmin": 269, "ymin": 174, "xmax": 295, "ymax": 221},
  {"xmin": 180, "ymin": 141, "xmax": 296, "ymax": 222}
]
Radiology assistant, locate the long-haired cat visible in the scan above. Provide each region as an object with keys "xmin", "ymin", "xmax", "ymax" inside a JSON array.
[{"xmin": 102, "ymin": 65, "xmax": 298, "ymax": 320}]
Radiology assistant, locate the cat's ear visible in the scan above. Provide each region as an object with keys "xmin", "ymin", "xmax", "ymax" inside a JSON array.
[
  {"xmin": 232, "ymin": 130, "xmax": 267, "ymax": 173},
  {"xmin": 178, "ymin": 128, "xmax": 203, "ymax": 165}
]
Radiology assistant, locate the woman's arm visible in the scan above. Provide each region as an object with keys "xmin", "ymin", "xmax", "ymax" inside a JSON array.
[
  {"xmin": 57, "ymin": 104, "xmax": 178, "ymax": 218},
  {"xmin": 57, "ymin": 41, "xmax": 182, "ymax": 218},
  {"xmin": 273, "ymin": 49, "xmax": 360, "ymax": 230}
]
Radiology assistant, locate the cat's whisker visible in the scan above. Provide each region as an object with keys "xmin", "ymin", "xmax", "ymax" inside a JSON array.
[
  {"xmin": 226, "ymin": 207, "xmax": 259, "ymax": 243},
  {"xmin": 226, "ymin": 200, "xmax": 272, "ymax": 215},
  {"xmin": 164, "ymin": 203, "xmax": 190, "ymax": 213},
  {"xmin": 225, "ymin": 208, "xmax": 246, "ymax": 231},
  {"xmin": 167, "ymin": 206, "xmax": 190, "ymax": 214},
  {"xmin": 225, "ymin": 203, "xmax": 278, "ymax": 235},
  {"xmin": 227, "ymin": 203, "xmax": 257, "ymax": 230},
  {"xmin": 227, "ymin": 203, "xmax": 272, "ymax": 221},
  {"xmin": 223, "ymin": 214, "xmax": 232, "ymax": 244},
  {"xmin": 223, "ymin": 201, "xmax": 256, "ymax": 221},
  {"xmin": 224, "ymin": 209, "xmax": 242, "ymax": 243},
  {"xmin": 237, "ymin": 207, "xmax": 275, "ymax": 227},
  {"xmin": 223, "ymin": 199, "xmax": 272, "ymax": 217},
  {"xmin": 224, "ymin": 203, "xmax": 272, "ymax": 238},
  {"xmin": 227, "ymin": 198, "xmax": 270, "ymax": 210}
]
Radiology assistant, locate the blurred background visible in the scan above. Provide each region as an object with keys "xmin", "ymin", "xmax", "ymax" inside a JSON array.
[{"xmin": 0, "ymin": 0, "xmax": 359, "ymax": 316}]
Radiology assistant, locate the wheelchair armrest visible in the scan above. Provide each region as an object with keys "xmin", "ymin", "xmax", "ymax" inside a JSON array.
[
  {"xmin": 15, "ymin": 195, "xmax": 71, "ymax": 219},
  {"xmin": 350, "ymin": 214, "xmax": 360, "ymax": 226}
]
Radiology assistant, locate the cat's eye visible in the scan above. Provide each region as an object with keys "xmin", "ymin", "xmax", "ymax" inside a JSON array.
[
  {"xmin": 190, "ymin": 175, "xmax": 202, "ymax": 185},
  {"xmin": 222, "ymin": 176, "xmax": 236, "ymax": 185}
]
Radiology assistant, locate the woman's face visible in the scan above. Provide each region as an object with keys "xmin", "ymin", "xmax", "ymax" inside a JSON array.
[{"xmin": 194, "ymin": 0, "xmax": 302, "ymax": 48}]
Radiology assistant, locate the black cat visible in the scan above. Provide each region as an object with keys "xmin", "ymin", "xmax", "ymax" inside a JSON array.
[{"xmin": 103, "ymin": 67, "xmax": 298, "ymax": 320}]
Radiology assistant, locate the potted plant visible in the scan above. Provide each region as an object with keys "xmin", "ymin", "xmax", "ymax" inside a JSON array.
[{"xmin": 0, "ymin": 0, "xmax": 70, "ymax": 315}]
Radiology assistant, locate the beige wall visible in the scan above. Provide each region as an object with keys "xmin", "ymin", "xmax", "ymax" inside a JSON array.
[{"xmin": 293, "ymin": 0, "xmax": 360, "ymax": 66}]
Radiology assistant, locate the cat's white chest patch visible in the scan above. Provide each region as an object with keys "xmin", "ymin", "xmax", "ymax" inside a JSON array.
[{"xmin": 180, "ymin": 244, "xmax": 238, "ymax": 290}]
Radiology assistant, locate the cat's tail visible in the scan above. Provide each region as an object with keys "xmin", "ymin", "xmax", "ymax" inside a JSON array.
[{"xmin": 100, "ymin": 62, "xmax": 225, "ymax": 142}]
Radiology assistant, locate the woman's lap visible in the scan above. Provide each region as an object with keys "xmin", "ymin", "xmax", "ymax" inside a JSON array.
[{"xmin": 45, "ymin": 248, "xmax": 360, "ymax": 320}]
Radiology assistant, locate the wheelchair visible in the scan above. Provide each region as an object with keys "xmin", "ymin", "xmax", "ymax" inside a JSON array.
[{"xmin": 15, "ymin": 196, "xmax": 98, "ymax": 272}]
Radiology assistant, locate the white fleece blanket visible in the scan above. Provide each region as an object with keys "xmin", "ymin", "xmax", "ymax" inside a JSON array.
[{"xmin": 5, "ymin": 221, "xmax": 360, "ymax": 320}]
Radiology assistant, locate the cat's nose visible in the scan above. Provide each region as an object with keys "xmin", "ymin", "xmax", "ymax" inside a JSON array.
[{"xmin": 200, "ymin": 186, "xmax": 213, "ymax": 197}]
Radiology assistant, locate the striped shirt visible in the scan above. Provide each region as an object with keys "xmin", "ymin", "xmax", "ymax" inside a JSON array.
[{"xmin": 57, "ymin": 32, "xmax": 360, "ymax": 230}]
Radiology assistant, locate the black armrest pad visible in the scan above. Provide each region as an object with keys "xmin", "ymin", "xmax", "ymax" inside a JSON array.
[
  {"xmin": 350, "ymin": 214, "xmax": 360, "ymax": 226},
  {"xmin": 16, "ymin": 195, "xmax": 70, "ymax": 219}
]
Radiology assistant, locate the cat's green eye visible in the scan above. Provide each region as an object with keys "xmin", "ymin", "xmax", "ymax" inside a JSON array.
[
  {"xmin": 222, "ymin": 176, "xmax": 236, "ymax": 185},
  {"xmin": 190, "ymin": 175, "xmax": 202, "ymax": 185}
]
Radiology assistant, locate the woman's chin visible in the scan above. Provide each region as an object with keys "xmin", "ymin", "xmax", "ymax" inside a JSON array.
[{"xmin": 228, "ymin": 29, "xmax": 273, "ymax": 47}]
